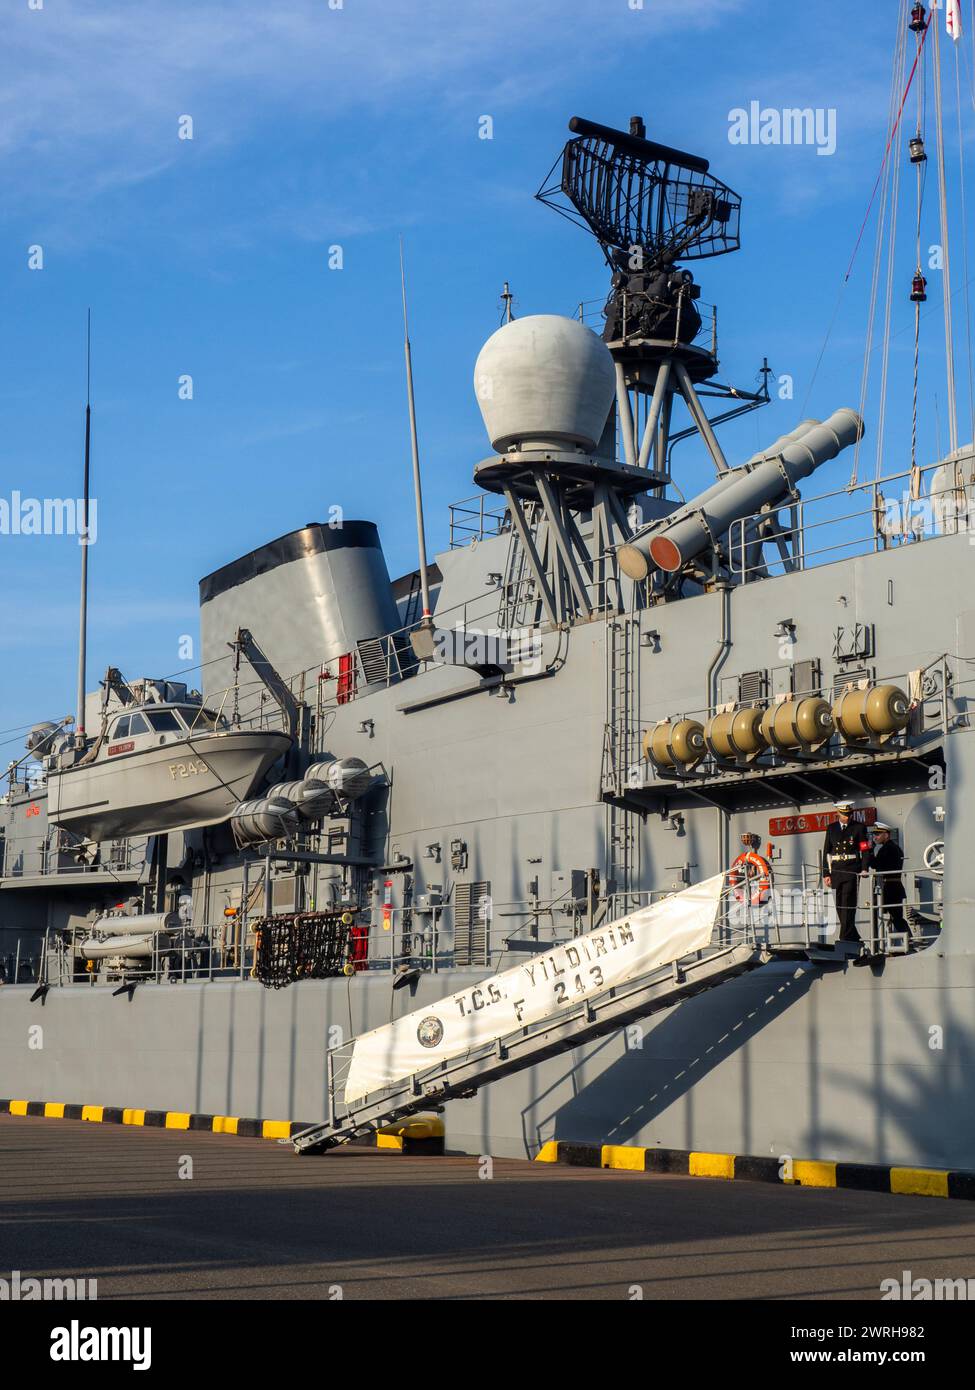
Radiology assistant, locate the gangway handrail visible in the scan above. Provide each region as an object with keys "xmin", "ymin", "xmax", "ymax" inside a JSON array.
[{"xmin": 290, "ymin": 936, "xmax": 769, "ymax": 1154}]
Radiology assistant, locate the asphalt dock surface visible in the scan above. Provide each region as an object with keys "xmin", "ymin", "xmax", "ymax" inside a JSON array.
[{"xmin": 2, "ymin": 1114, "xmax": 973, "ymax": 1300}]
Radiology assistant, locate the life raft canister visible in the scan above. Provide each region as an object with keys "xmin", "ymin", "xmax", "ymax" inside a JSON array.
[{"xmin": 728, "ymin": 851, "xmax": 773, "ymax": 905}]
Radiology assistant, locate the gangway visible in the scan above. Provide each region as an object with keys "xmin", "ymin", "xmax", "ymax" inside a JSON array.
[{"xmin": 291, "ymin": 931, "xmax": 770, "ymax": 1155}]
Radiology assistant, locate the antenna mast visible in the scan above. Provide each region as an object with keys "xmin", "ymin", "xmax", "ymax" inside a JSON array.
[
  {"xmin": 75, "ymin": 311, "xmax": 92, "ymax": 744},
  {"xmin": 399, "ymin": 240, "xmax": 434, "ymax": 637},
  {"xmin": 501, "ymin": 282, "xmax": 515, "ymax": 324}
]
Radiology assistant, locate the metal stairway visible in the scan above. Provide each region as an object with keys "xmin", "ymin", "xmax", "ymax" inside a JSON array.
[{"xmin": 290, "ymin": 936, "xmax": 768, "ymax": 1154}]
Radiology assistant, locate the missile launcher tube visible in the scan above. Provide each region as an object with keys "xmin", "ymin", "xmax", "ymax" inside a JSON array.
[
  {"xmin": 616, "ymin": 418, "xmax": 823, "ymax": 581},
  {"xmin": 648, "ymin": 408, "xmax": 863, "ymax": 573}
]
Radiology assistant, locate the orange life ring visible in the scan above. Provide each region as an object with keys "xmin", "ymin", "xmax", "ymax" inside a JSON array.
[{"xmin": 729, "ymin": 851, "xmax": 773, "ymax": 905}]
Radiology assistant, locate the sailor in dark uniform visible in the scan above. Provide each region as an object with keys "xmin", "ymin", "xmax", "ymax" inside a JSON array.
[
  {"xmin": 821, "ymin": 800, "xmax": 871, "ymax": 944},
  {"xmin": 870, "ymin": 821, "xmax": 906, "ymax": 933}
]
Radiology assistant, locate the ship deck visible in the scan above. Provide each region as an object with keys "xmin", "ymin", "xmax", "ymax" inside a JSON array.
[{"xmin": 2, "ymin": 1113, "xmax": 973, "ymax": 1301}]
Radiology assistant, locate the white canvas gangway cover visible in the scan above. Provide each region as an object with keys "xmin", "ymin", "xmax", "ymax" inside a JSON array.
[{"xmin": 344, "ymin": 873, "xmax": 726, "ymax": 1103}]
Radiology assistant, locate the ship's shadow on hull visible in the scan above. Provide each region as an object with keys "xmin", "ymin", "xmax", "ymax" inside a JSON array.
[
  {"xmin": 520, "ymin": 960, "xmax": 818, "ymax": 1153},
  {"xmin": 517, "ymin": 947, "xmax": 975, "ymax": 1169}
]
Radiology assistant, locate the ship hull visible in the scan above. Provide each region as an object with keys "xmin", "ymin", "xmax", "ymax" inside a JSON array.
[{"xmin": 2, "ymin": 946, "xmax": 974, "ymax": 1170}]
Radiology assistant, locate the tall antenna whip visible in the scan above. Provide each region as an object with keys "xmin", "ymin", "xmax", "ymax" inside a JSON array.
[
  {"xmin": 399, "ymin": 240, "xmax": 435, "ymax": 650},
  {"xmin": 75, "ymin": 310, "xmax": 92, "ymax": 743}
]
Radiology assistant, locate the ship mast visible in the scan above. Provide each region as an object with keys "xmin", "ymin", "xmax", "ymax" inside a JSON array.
[
  {"xmin": 399, "ymin": 240, "xmax": 435, "ymax": 645},
  {"xmin": 75, "ymin": 311, "xmax": 92, "ymax": 746}
]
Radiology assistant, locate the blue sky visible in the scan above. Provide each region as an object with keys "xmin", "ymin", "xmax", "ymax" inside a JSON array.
[{"xmin": 1, "ymin": 0, "xmax": 973, "ymax": 747}]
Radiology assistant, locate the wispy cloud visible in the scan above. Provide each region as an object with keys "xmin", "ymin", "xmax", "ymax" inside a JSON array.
[{"xmin": 3, "ymin": 0, "xmax": 748, "ymax": 239}]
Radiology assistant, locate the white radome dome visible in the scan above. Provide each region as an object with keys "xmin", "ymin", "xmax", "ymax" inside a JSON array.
[{"xmin": 473, "ymin": 314, "xmax": 616, "ymax": 454}]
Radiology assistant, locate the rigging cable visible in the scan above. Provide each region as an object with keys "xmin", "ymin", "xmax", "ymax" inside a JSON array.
[
  {"xmin": 911, "ymin": 7, "xmax": 930, "ymax": 495},
  {"xmin": 846, "ymin": 6, "xmax": 933, "ymax": 283},
  {"xmin": 850, "ymin": 10, "xmax": 908, "ymax": 485},
  {"xmin": 874, "ymin": 16, "xmax": 909, "ymax": 485},
  {"xmin": 933, "ymin": 12, "xmax": 960, "ymax": 459},
  {"xmin": 955, "ymin": 34, "xmax": 975, "ymax": 471},
  {"xmin": 802, "ymin": 6, "xmax": 910, "ymax": 415}
]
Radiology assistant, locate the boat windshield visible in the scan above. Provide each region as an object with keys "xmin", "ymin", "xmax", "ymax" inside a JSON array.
[
  {"xmin": 175, "ymin": 706, "xmax": 225, "ymax": 732},
  {"xmin": 145, "ymin": 710, "xmax": 184, "ymax": 733},
  {"xmin": 108, "ymin": 706, "xmax": 227, "ymax": 738}
]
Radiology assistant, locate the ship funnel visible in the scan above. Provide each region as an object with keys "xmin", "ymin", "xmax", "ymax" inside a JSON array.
[
  {"xmin": 199, "ymin": 521, "xmax": 401, "ymax": 701},
  {"xmin": 618, "ymin": 409, "xmax": 863, "ymax": 579},
  {"xmin": 474, "ymin": 314, "xmax": 616, "ymax": 453}
]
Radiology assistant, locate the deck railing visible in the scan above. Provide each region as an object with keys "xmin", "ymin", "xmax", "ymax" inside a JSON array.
[
  {"xmin": 727, "ymin": 460, "xmax": 965, "ymax": 582},
  {"xmin": 8, "ymin": 862, "xmax": 941, "ymax": 992}
]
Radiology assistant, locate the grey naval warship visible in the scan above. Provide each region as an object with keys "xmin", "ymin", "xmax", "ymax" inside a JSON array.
[{"xmin": 1, "ymin": 106, "xmax": 972, "ymax": 1175}]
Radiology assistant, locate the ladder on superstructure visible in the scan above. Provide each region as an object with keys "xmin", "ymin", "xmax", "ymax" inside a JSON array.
[
  {"xmin": 604, "ymin": 614, "xmax": 641, "ymax": 914},
  {"xmin": 498, "ymin": 500, "xmax": 542, "ymax": 630}
]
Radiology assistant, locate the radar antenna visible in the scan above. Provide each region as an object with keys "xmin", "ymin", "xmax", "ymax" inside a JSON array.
[
  {"xmin": 538, "ymin": 115, "xmax": 740, "ymax": 271},
  {"xmin": 537, "ymin": 116, "xmax": 768, "ymax": 488}
]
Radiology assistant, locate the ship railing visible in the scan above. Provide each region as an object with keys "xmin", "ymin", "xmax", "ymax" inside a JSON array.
[
  {"xmin": 297, "ymin": 525, "xmax": 635, "ymax": 708},
  {"xmin": 22, "ymin": 860, "xmax": 943, "ymax": 990},
  {"xmin": 313, "ymin": 590, "xmax": 556, "ymax": 705},
  {"xmin": 3, "ymin": 764, "xmax": 35, "ymax": 792},
  {"xmin": 727, "ymin": 459, "xmax": 965, "ymax": 582},
  {"xmin": 347, "ymin": 897, "xmax": 614, "ymax": 977},
  {"xmin": 448, "ymin": 494, "xmax": 510, "ymax": 547},
  {"xmin": 706, "ymin": 867, "xmax": 942, "ymax": 959},
  {"xmin": 328, "ymin": 870, "xmax": 943, "ymax": 976},
  {"xmin": 202, "ymin": 681, "xmax": 295, "ymax": 736},
  {"xmin": 498, "ymin": 549, "xmax": 627, "ymax": 629},
  {"xmin": 0, "ymin": 934, "xmax": 37, "ymax": 984},
  {"xmin": 574, "ymin": 294, "xmax": 718, "ymax": 356},
  {"xmin": 40, "ymin": 899, "xmax": 576, "ymax": 986},
  {"xmin": 0, "ymin": 833, "xmax": 139, "ymax": 882},
  {"xmin": 51, "ymin": 926, "xmax": 255, "ymax": 987}
]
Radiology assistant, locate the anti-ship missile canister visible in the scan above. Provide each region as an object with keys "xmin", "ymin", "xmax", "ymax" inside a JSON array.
[
  {"xmin": 648, "ymin": 408, "xmax": 863, "ymax": 573},
  {"xmin": 616, "ymin": 419, "xmax": 820, "ymax": 581},
  {"xmin": 617, "ymin": 411, "xmax": 863, "ymax": 579}
]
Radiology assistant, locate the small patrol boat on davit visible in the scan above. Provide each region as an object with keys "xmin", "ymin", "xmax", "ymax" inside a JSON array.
[{"xmin": 38, "ymin": 673, "xmax": 291, "ymax": 842}]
